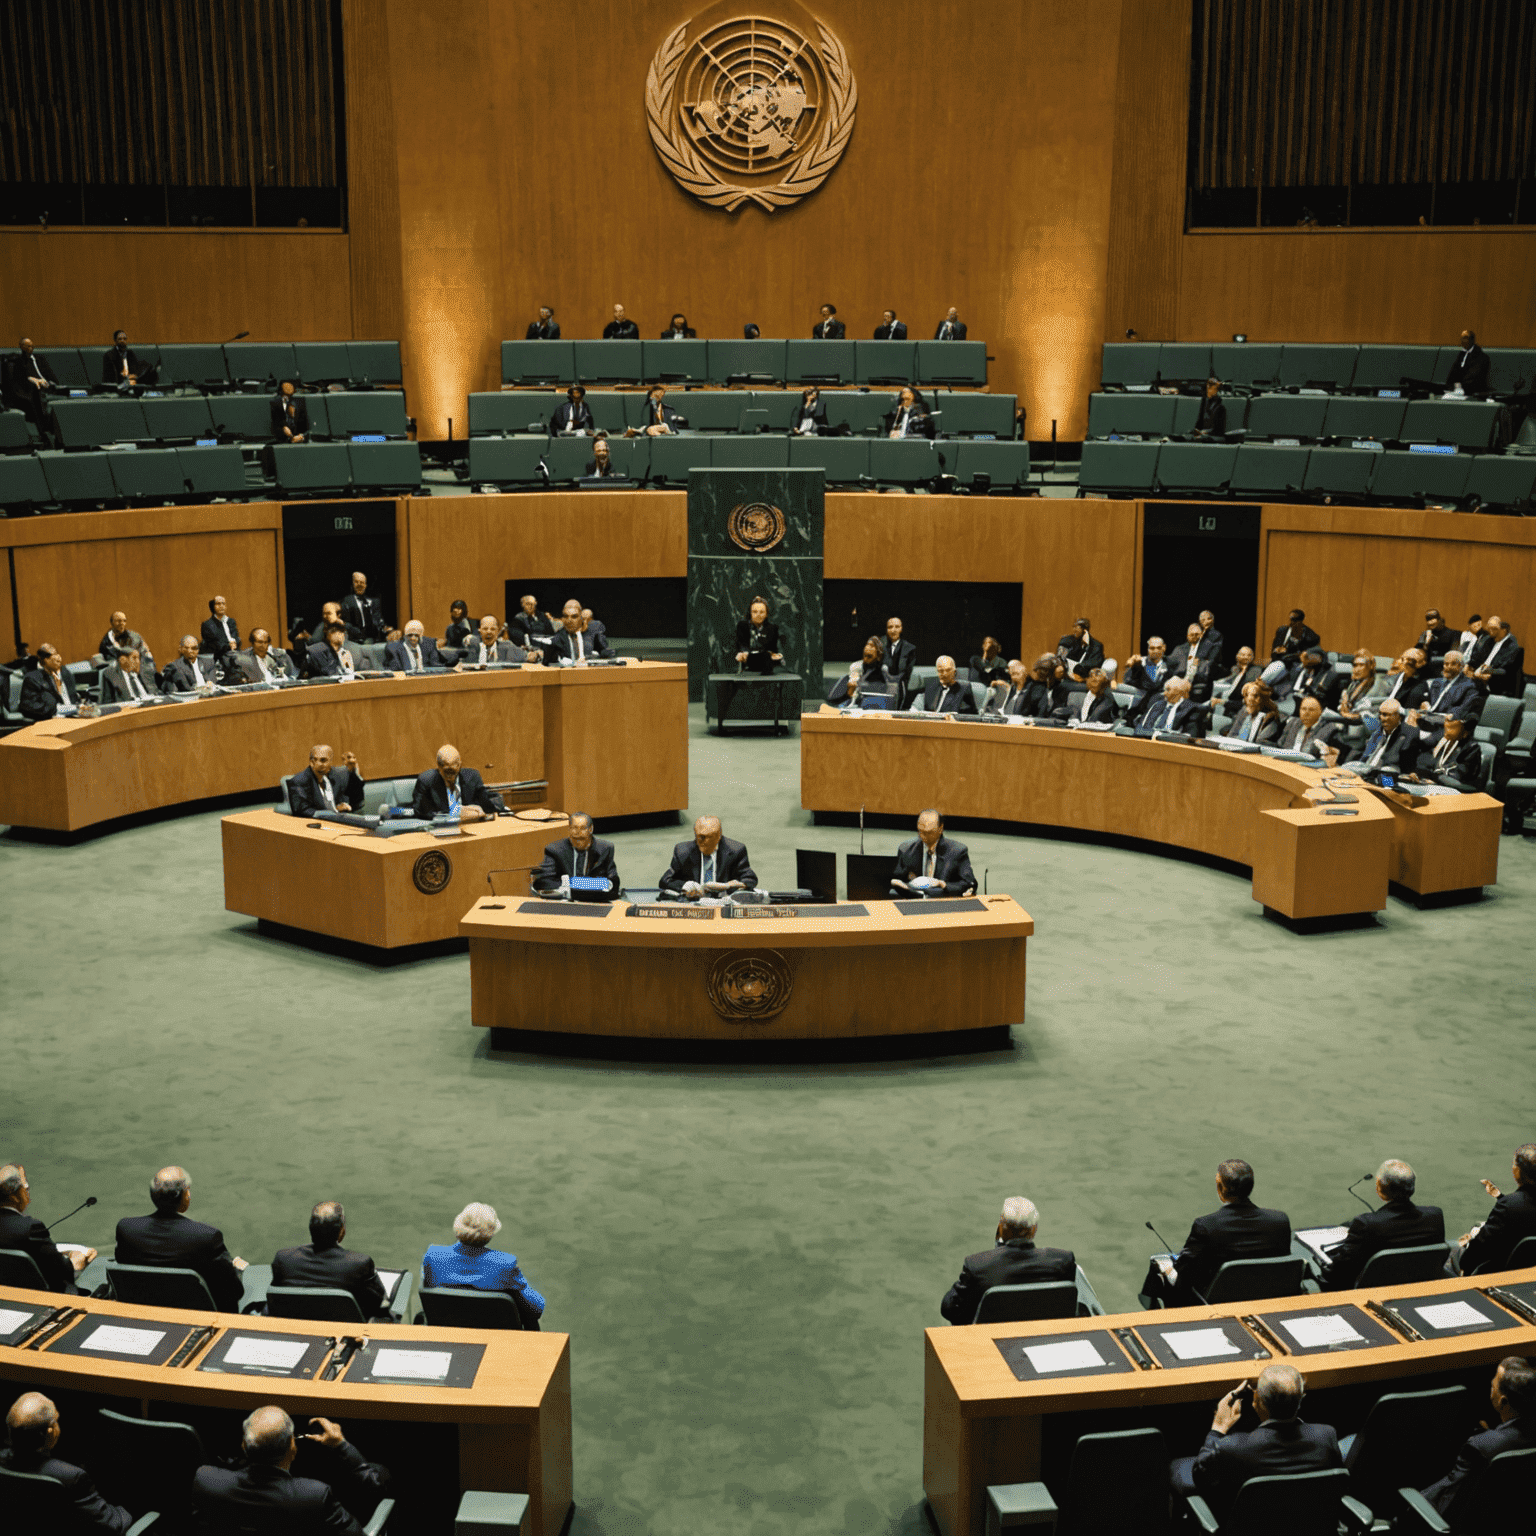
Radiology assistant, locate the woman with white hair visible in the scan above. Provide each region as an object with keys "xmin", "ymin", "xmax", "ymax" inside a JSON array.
[{"xmin": 421, "ymin": 1202, "xmax": 545, "ymax": 1328}]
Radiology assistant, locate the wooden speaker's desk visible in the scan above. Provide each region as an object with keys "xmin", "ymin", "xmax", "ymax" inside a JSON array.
[
  {"xmin": 924, "ymin": 1266, "xmax": 1536, "ymax": 1536},
  {"xmin": 0, "ymin": 662, "xmax": 687, "ymax": 833},
  {"xmin": 0, "ymin": 1283, "xmax": 572, "ymax": 1536},
  {"xmin": 222, "ymin": 809, "xmax": 571, "ymax": 949},
  {"xmin": 1360, "ymin": 782, "xmax": 1503, "ymax": 897},
  {"xmin": 800, "ymin": 714, "xmax": 1406, "ymax": 920},
  {"xmin": 460, "ymin": 894, "xmax": 1033, "ymax": 1042}
]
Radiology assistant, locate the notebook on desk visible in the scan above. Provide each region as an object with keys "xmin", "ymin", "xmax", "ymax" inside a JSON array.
[{"xmin": 1295, "ymin": 1225, "xmax": 1350, "ymax": 1264}]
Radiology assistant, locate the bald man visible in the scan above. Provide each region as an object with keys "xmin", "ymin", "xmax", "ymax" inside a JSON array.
[
  {"xmin": 114, "ymin": 1165, "xmax": 248, "ymax": 1312},
  {"xmin": 160, "ymin": 633, "xmax": 218, "ymax": 694},
  {"xmin": 341, "ymin": 571, "xmax": 387, "ymax": 643},
  {"xmin": 659, "ymin": 816, "xmax": 757, "ymax": 898},
  {"xmin": 919, "ymin": 655, "xmax": 978, "ymax": 715},
  {"xmin": 1, "ymin": 1392, "xmax": 132, "ymax": 1531},
  {"xmin": 463, "ymin": 615, "xmax": 531, "ymax": 667},
  {"xmin": 287, "ymin": 744, "xmax": 365, "ymax": 816},
  {"xmin": 411, "ymin": 744, "xmax": 504, "ymax": 821},
  {"xmin": 891, "ymin": 809, "xmax": 975, "ymax": 898},
  {"xmin": 383, "ymin": 620, "xmax": 445, "ymax": 673}
]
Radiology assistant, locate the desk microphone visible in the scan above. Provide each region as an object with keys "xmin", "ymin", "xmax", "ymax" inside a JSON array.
[
  {"xmin": 859, "ymin": 802, "xmax": 865, "ymax": 855},
  {"xmin": 1346, "ymin": 1173, "xmax": 1375, "ymax": 1211},
  {"xmin": 47, "ymin": 1196, "xmax": 97, "ymax": 1232},
  {"xmin": 223, "ymin": 330, "xmax": 250, "ymax": 344},
  {"xmin": 1145, "ymin": 1219, "xmax": 1177, "ymax": 1254}
]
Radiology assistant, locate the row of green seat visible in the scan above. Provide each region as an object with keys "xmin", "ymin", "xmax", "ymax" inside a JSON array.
[
  {"xmin": 1088, "ymin": 392, "xmax": 1503, "ymax": 450},
  {"xmin": 1101, "ymin": 340, "xmax": 1536, "ymax": 395},
  {"xmin": 500, "ymin": 337, "xmax": 987, "ymax": 389},
  {"xmin": 18, "ymin": 340, "xmax": 401, "ymax": 392},
  {"xmin": 468, "ymin": 388, "xmax": 1018, "ymax": 439},
  {"xmin": 0, "ymin": 442, "xmax": 421, "ymax": 512},
  {"xmin": 1079, "ymin": 439, "xmax": 1536, "ymax": 507},
  {"xmin": 466, "ymin": 434, "xmax": 1033, "ymax": 489}
]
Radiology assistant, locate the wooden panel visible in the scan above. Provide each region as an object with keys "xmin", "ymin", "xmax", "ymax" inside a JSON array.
[
  {"xmin": 0, "ymin": 230, "xmax": 351, "ymax": 345},
  {"xmin": 1362, "ymin": 787, "xmax": 1504, "ymax": 896}
]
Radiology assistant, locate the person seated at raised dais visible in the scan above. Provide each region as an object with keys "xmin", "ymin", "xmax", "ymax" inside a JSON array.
[
  {"xmin": 532, "ymin": 812, "xmax": 622, "ymax": 901},
  {"xmin": 891, "ymin": 809, "xmax": 975, "ymax": 898},
  {"xmin": 660, "ymin": 815, "xmax": 755, "ymax": 900}
]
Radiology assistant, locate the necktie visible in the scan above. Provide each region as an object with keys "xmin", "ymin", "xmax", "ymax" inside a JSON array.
[
  {"xmin": 925, "ymin": 847, "xmax": 936, "ymax": 879},
  {"xmin": 481, "ymin": 644, "xmax": 491, "ymax": 665},
  {"xmin": 1437, "ymin": 737, "xmax": 1453, "ymax": 768},
  {"xmin": 320, "ymin": 775, "xmax": 335, "ymax": 810},
  {"xmin": 704, "ymin": 853, "xmax": 714, "ymax": 887},
  {"xmin": 410, "ymin": 646, "xmax": 422, "ymax": 672},
  {"xmin": 576, "ymin": 849, "xmax": 586, "ymax": 877},
  {"xmin": 128, "ymin": 671, "xmax": 146, "ymax": 699},
  {"xmin": 1152, "ymin": 704, "xmax": 1169, "ymax": 731},
  {"xmin": 449, "ymin": 784, "xmax": 461, "ymax": 816},
  {"xmin": 1430, "ymin": 679, "xmax": 1449, "ymax": 710},
  {"xmin": 1370, "ymin": 731, "xmax": 1391, "ymax": 766},
  {"xmin": 575, "ymin": 633, "xmax": 584, "ymax": 661}
]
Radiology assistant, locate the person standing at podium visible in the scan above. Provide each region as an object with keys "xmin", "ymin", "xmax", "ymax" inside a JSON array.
[
  {"xmin": 734, "ymin": 597, "xmax": 782, "ymax": 673},
  {"xmin": 660, "ymin": 816, "xmax": 756, "ymax": 898},
  {"xmin": 288, "ymin": 744, "xmax": 364, "ymax": 816},
  {"xmin": 533, "ymin": 813, "xmax": 622, "ymax": 901},
  {"xmin": 891, "ymin": 809, "xmax": 975, "ymax": 897}
]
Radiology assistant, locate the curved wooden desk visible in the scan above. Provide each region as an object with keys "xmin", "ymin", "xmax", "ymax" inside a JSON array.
[
  {"xmin": 0, "ymin": 662, "xmax": 687, "ymax": 833},
  {"xmin": 461, "ymin": 894, "xmax": 1033, "ymax": 1042},
  {"xmin": 802, "ymin": 715, "xmax": 1410, "ymax": 921},
  {"xmin": 0, "ymin": 1282, "xmax": 571, "ymax": 1536}
]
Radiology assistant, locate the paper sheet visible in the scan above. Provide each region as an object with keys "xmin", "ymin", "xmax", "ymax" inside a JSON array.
[
  {"xmin": 1280, "ymin": 1314, "xmax": 1364, "ymax": 1349},
  {"xmin": 223, "ymin": 1336, "xmax": 311, "ymax": 1370},
  {"xmin": 1296, "ymin": 1225, "xmax": 1350, "ymax": 1250},
  {"xmin": 1164, "ymin": 1327, "xmax": 1242, "ymax": 1361},
  {"xmin": 375, "ymin": 1270, "xmax": 404, "ymax": 1298},
  {"xmin": 1413, "ymin": 1300, "xmax": 1492, "ymax": 1331},
  {"xmin": 373, "ymin": 1347, "xmax": 453, "ymax": 1380},
  {"xmin": 0, "ymin": 1308, "xmax": 34, "ymax": 1336},
  {"xmin": 81, "ymin": 1324, "xmax": 166, "ymax": 1356},
  {"xmin": 1021, "ymin": 1339, "xmax": 1105, "ymax": 1373}
]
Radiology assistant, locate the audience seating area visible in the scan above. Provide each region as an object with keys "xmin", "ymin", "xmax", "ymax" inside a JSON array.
[{"xmin": 19, "ymin": 339, "xmax": 402, "ymax": 394}]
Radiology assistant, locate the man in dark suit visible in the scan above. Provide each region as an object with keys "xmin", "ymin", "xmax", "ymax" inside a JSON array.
[
  {"xmin": 1056, "ymin": 618, "xmax": 1104, "ymax": 682},
  {"xmin": 1124, "ymin": 635, "xmax": 1172, "ymax": 701},
  {"xmin": 550, "ymin": 385, "xmax": 595, "ymax": 435},
  {"xmin": 812, "ymin": 304, "xmax": 845, "ymax": 339},
  {"xmin": 1170, "ymin": 1364, "xmax": 1342, "ymax": 1517},
  {"xmin": 1280, "ymin": 649, "xmax": 1340, "ymax": 708},
  {"xmin": 1198, "ymin": 611, "xmax": 1226, "ymax": 666},
  {"xmin": 306, "ymin": 622, "xmax": 362, "ymax": 679},
  {"xmin": 1444, "ymin": 328, "xmax": 1491, "ymax": 394},
  {"xmin": 659, "ymin": 816, "xmax": 756, "ymax": 897},
  {"xmin": 1, "ymin": 1392, "xmax": 133, "ymax": 1532},
  {"xmin": 1372, "ymin": 650, "xmax": 1427, "ymax": 713},
  {"xmin": 1136, "ymin": 677, "xmax": 1201, "ymax": 736},
  {"xmin": 411, "ymin": 744, "xmax": 504, "ymax": 821},
  {"xmin": 460, "ymin": 613, "xmax": 532, "ymax": 666},
  {"xmin": 1277, "ymin": 696, "xmax": 1338, "ymax": 759},
  {"xmin": 1222, "ymin": 685, "xmax": 1282, "ymax": 745},
  {"xmin": 98, "ymin": 611, "xmax": 153, "ymax": 668},
  {"xmin": 1166, "ymin": 622, "xmax": 1222, "ymax": 701},
  {"xmin": 1456, "ymin": 1142, "xmax": 1536, "ymax": 1275},
  {"xmin": 934, "ymin": 308, "xmax": 968, "ymax": 340},
  {"xmin": 1421, "ymin": 1356, "xmax": 1536, "ymax": 1527},
  {"xmin": 892, "ymin": 809, "xmax": 976, "ymax": 897},
  {"xmin": 1063, "ymin": 668, "xmax": 1120, "ymax": 725},
  {"xmin": 525, "ymin": 306, "xmax": 560, "ymax": 339},
  {"xmin": 1413, "ymin": 609, "xmax": 1457, "ymax": 665},
  {"xmin": 102, "ymin": 329, "xmax": 156, "ymax": 387},
  {"xmin": 1269, "ymin": 609, "xmax": 1320, "ymax": 666},
  {"xmin": 732, "ymin": 597, "xmax": 781, "ymax": 674},
  {"xmin": 580, "ymin": 609, "xmax": 610, "ymax": 652},
  {"xmin": 224, "ymin": 628, "xmax": 298, "ymax": 685},
  {"xmin": 287, "ymin": 744, "xmax": 365, "ymax": 816},
  {"xmin": 271, "ymin": 1201, "xmax": 391, "ymax": 1321},
  {"xmin": 920, "ymin": 655, "xmax": 978, "ymax": 715},
  {"xmin": 882, "ymin": 616, "xmax": 915, "ymax": 703},
  {"xmin": 114, "ymin": 1165, "xmax": 248, "ymax": 1312},
  {"xmin": 1469, "ymin": 614, "xmax": 1520, "ymax": 696},
  {"xmin": 383, "ymin": 621, "xmax": 445, "ymax": 673},
  {"xmin": 1000, "ymin": 655, "xmax": 1065, "ymax": 719},
  {"xmin": 341, "ymin": 572, "xmax": 387, "ymax": 643},
  {"xmin": 19, "ymin": 644, "xmax": 81, "ymax": 720},
  {"xmin": 0, "ymin": 1164, "xmax": 94, "ymax": 1293},
  {"xmin": 873, "ymin": 310, "xmax": 907, "ymax": 340},
  {"xmin": 1142, "ymin": 1158, "xmax": 1291, "ymax": 1308},
  {"xmin": 270, "ymin": 381, "xmax": 309, "ymax": 444},
  {"xmin": 550, "ymin": 599, "xmax": 615, "ymax": 662},
  {"xmin": 1320, "ymin": 1159, "xmax": 1445, "ymax": 1290},
  {"xmin": 201, "ymin": 595, "xmax": 241, "ymax": 658},
  {"xmin": 940, "ymin": 1197, "xmax": 1075, "ymax": 1325},
  {"xmin": 532, "ymin": 813, "xmax": 623, "ymax": 901},
  {"xmin": 1215, "ymin": 646, "xmax": 1262, "ymax": 705},
  {"xmin": 660, "ymin": 314, "xmax": 695, "ymax": 338},
  {"xmin": 160, "ymin": 634, "xmax": 218, "ymax": 694},
  {"xmin": 508, "ymin": 594, "xmax": 557, "ymax": 651},
  {"xmin": 638, "ymin": 383, "xmax": 684, "ymax": 434},
  {"xmin": 191, "ymin": 1405, "xmax": 390, "ymax": 1536},
  {"xmin": 1350, "ymin": 699, "xmax": 1420, "ymax": 773},
  {"xmin": 1410, "ymin": 715, "xmax": 1484, "ymax": 790},
  {"xmin": 1409, "ymin": 649, "xmax": 1481, "ymax": 729},
  {"xmin": 2, "ymin": 337, "xmax": 59, "ymax": 436},
  {"xmin": 602, "ymin": 303, "xmax": 639, "ymax": 339},
  {"xmin": 100, "ymin": 648, "xmax": 159, "ymax": 704}
]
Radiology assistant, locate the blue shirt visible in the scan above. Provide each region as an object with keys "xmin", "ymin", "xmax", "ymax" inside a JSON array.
[{"xmin": 421, "ymin": 1242, "xmax": 545, "ymax": 1317}]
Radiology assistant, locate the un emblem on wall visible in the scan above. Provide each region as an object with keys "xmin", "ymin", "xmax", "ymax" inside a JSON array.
[
  {"xmin": 727, "ymin": 501, "xmax": 787, "ymax": 551},
  {"xmin": 706, "ymin": 949, "xmax": 795, "ymax": 1022},
  {"xmin": 412, "ymin": 850, "xmax": 453, "ymax": 895},
  {"xmin": 646, "ymin": 7, "xmax": 857, "ymax": 212}
]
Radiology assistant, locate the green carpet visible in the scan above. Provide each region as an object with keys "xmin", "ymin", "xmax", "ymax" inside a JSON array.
[{"xmin": 4, "ymin": 706, "xmax": 1534, "ymax": 1535}]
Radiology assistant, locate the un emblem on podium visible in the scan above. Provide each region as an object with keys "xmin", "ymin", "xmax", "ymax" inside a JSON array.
[
  {"xmin": 706, "ymin": 949, "xmax": 795, "ymax": 1022},
  {"xmin": 412, "ymin": 850, "xmax": 453, "ymax": 895},
  {"xmin": 727, "ymin": 501, "xmax": 787, "ymax": 551},
  {"xmin": 646, "ymin": 8, "xmax": 858, "ymax": 212}
]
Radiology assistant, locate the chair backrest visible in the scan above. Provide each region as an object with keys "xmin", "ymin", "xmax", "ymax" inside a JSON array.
[
  {"xmin": 1462, "ymin": 1446, "xmax": 1536, "ymax": 1530},
  {"xmin": 1203, "ymin": 1255, "xmax": 1304, "ymax": 1305},
  {"xmin": 98, "ymin": 1406, "xmax": 206, "ymax": 1514},
  {"xmin": 971, "ymin": 1281, "xmax": 1079, "ymax": 1324},
  {"xmin": 0, "ymin": 1246, "xmax": 50, "ymax": 1289},
  {"xmin": 106, "ymin": 1261, "xmax": 218, "ymax": 1311},
  {"xmin": 1063, "ymin": 1427, "xmax": 1170, "ymax": 1535},
  {"xmin": 416, "ymin": 1285, "xmax": 524, "ymax": 1330},
  {"xmin": 1223, "ymin": 1467, "xmax": 1350, "ymax": 1536},
  {"xmin": 0, "ymin": 1463, "xmax": 75, "ymax": 1521},
  {"xmin": 1343, "ymin": 1384, "xmax": 1473, "ymax": 1505},
  {"xmin": 264, "ymin": 1285, "xmax": 366, "ymax": 1323}
]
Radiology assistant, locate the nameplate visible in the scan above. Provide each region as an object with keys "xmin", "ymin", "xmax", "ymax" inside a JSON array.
[
  {"xmin": 627, "ymin": 904, "xmax": 716, "ymax": 920},
  {"xmin": 721, "ymin": 903, "xmax": 871, "ymax": 920}
]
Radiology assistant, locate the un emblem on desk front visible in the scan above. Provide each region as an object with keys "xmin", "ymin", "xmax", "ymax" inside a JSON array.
[
  {"xmin": 727, "ymin": 501, "xmax": 787, "ymax": 551},
  {"xmin": 412, "ymin": 850, "xmax": 453, "ymax": 895},
  {"xmin": 646, "ymin": 9, "xmax": 857, "ymax": 212},
  {"xmin": 706, "ymin": 949, "xmax": 794, "ymax": 1022}
]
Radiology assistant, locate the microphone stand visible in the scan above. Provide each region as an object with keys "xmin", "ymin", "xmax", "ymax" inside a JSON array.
[
  {"xmin": 47, "ymin": 1195, "xmax": 97, "ymax": 1231},
  {"xmin": 1346, "ymin": 1174, "xmax": 1375, "ymax": 1211}
]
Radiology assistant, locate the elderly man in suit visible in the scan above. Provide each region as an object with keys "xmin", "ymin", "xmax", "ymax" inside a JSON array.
[
  {"xmin": 1409, "ymin": 714, "xmax": 1484, "ymax": 791},
  {"xmin": 271, "ymin": 1201, "xmax": 392, "ymax": 1322},
  {"xmin": 1408, "ymin": 649, "xmax": 1481, "ymax": 730},
  {"xmin": 934, "ymin": 307, "xmax": 968, "ymax": 340},
  {"xmin": 508, "ymin": 594, "xmax": 557, "ymax": 651},
  {"xmin": 940, "ymin": 1197, "xmax": 1075, "ymax": 1325},
  {"xmin": 1223, "ymin": 682, "xmax": 1281, "ymax": 745},
  {"xmin": 891, "ymin": 809, "xmax": 976, "ymax": 898},
  {"xmin": 0, "ymin": 1164, "xmax": 95, "ymax": 1294},
  {"xmin": 1350, "ymin": 698, "xmax": 1419, "ymax": 774},
  {"xmin": 1136, "ymin": 676, "xmax": 1200, "ymax": 736},
  {"xmin": 1420, "ymin": 1356, "xmax": 1536, "ymax": 1527},
  {"xmin": 1278, "ymin": 648, "xmax": 1339, "ymax": 708},
  {"xmin": 287, "ymin": 744, "xmax": 364, "ymax": 816},
  {"xmin": 200, "ymin": 595, "xmax": 242, "ymax": 658},
  {"xmin": 1277, "ymin": 696, "xmax": 1338, "ymax": 760},
  {"xmin": 1214, "ymin": 645, "xmax": 1261, "ymax": 705},
  {"xmin": 1455, "ymin": 1143, "xmax": 1536, "ymax": 1276},
  {"xmin": 19, "ymin": 644, "xmax": 82, "ymax": 720},
  {"xmin": 883, "ymin": 617, "xmax": 916, "ymax": 705},
  {"xmin": 1319, "ymin": 1159, "xmax": 1445, "ymax": 1291},
  {"xmin": 98, "ymin": 610, "xmax": 153, "ymax": 669},
  {"xmin": 532, "ymin": 813, "xmax": 623, "ymax": 901},
  {"xmin": 1469, "ymin": 614, "xmax": 1520, "ymax": 696},
  {"xmin": 115, "ymin": 1165, "xmax": 248, "ymax": 1312},
  {"xmin": 160, "ymin": 634, "xmax": 218, "ymax": 694},
  {"xmin": 873, "ymin": 309, "xmax": 907, "ymax": 340},
  {"xmin": 1372, "ymin": 649, "xmax": 1427, "ymax": 712},
  {"xmin": 411, "ymin": 744, "xmax": 503, "ymax": 821},
  {"xmin": 100, "ymin": 648, "xmax": 159, "ymax": 704},
  {"xmin": 1064, "ymin": 667, "xmax": 1120, "ymax": 726},
  {"xmin": 550, "ymin": 599, "xmax": 615, "ymax": 663},
  {"xmin": 2, "ymin": 337, "xmax": 60, "ymax": 437},
  {"xmin": 1, "ymin": 1392, "xmax": 133, "ymax": 1532},
  {"xmin": 306, "ymin": 622, "xmax": 362, "ymax": 679},
  {"xmin": 920, "ymin": 654, "xmax": 978, "ymax": 716},
  {"xmin": 223, "ymin": 628, "xmax": 296, "ymax": 685},
  {"xmin": 383, "ymin": 620, "xmax": 446, "ymax": 673},
  {"xmin": 1123, "ymin": 635, "xmax": 1171, "ymax": 702},
  {"xmin": 1166, "ymin": 622, "xmax": 1222, "ymax": 701},
  {"xmin": 1001, "ymin": 654, "xmax": 1065, "ymax": 719},
  {"xmin": 1056, "ymin": 618, "xmax": 1104, "ymax": 682},
  {"xmin": 461, "ymin": 614, "xmax": 532, "ymax": 667},
  {"xmin": 660, "ymin": 816, "xmax": 756, "ymax": 898},
  {"xmin": 341, "ymin": 571, "xmax": 387, "ymax": 644}
]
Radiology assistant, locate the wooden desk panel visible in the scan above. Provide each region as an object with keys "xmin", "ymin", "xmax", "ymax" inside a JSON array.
[
  {"xmin": 461, "ymin": 895, "xmax": 1033, "ymax": 1041},
  {"xmin": 0, "ymin": 1283, "xmax": 572, "ymax": 1536},
  {"xmin": 1362, "ymin": 785, "xmax": 1503, "ymax": 896}
]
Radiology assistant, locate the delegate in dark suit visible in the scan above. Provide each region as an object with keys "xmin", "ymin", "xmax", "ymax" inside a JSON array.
[
  {"xmin": 101, "ymin": 345, "xmax": 156, "ymax": 386},
  {"xmin": 1270, "ymin": 619, "xmax": 1321, "ymax": 662},
  {"xmin": 0, "ymin": 1205, "xmax": 80, "ymax": 1293},
  {"xmin": 1322, "ymin": 1199, "xmax": 1445, "ymax": 1290},
  {"xmin": 160, "ymin": 654, "xmax": 218, "ymax": 693},
  {"xmin": 525, "ymin": 318, "xmax": 561, "ymax": 338},
  {"xmin": 921, "ymin": 676, "xmax": 978, "ymax": 714},
  {"xmin": 1063, "ymin": 689, "xmax": 1120, "ymax": 725},
  {"xmin": 1223, "ymin": 708, "xmax": 1281, "ymax": 745},
  {"xmin": 382, "ymin": 635, "xmax": 445, "ymax": 671},
  {"xmin": 0, "ymin": 1446, "xmax": 132, "ymax": 1532},
  {"xmin": 287, "ymin": 764, "xmax": 366, "ymax": 817},
  {"xmin": 1353, "ymin": 718, "xmax": 1421, "ymax": 772},
  {"xmin": 114, "ymin": 1208, "xmax": 245, "ymax": 1312},
  {"xmin": 411, "ymin": 766, "xmax": 503, "ymax": 820},
  {"xmin": 271, "ymin": 1242, "xmax": 390, "ymax": 1321},
  {"xmin": 1277, "ymin": 716, "xmax": 1338, "ymax": 756},
  {"xmin": 1154, "ymin": 1199, "xmax": 1292, "ymax": 1308},
  {"xmin": 305, "ymin": 640, "xmax": 362, "ymax": 677},
  {"xmin": 1422, "ymin": 1412, "xmax": 1536, "ymax": 1528},
  {"xmin": 602, "ymin": 318, "xmax": 640, "ymax": 338},
  {"xmin": 508, "ymin": 610, "xmax": 556, "ymax": 648},
  {"xmin": 734, "ymin": 618, "xmax": 781, "ymax": 673},
  {"xmin": 550, "ymin": 398, "xmax": 595, "ymax": 434},
  {"xmin": 223, "ymin": 646, "xmax": 297, "ymax": 685},
  {"xmin": 19, "ymin": 666, "xmax": 80, "ymax": 721},
  {"xmin": 460, "ymin": 637, "xmax": 530, "ymax": 666},
  {"xmin": 659, "ymin": 325, "xmax": 697, "ymax": 338},
  {"xmin": 2, "ymin": 347, "xmax": 58, "ymax": 432},
  {"xmin": 1124, "ymin": 656, "xmax": 1173, "ymax": 697},
  {"xmin": 883, "ymin": 637, "xmax": 916, "ymax": 700},
  {"xmin": 1136, "ymin": 695, "xmax": 1201, "ymax": 736},
  {"xmin": 191, "ymin": 1439, "xmax": 388, "ymax": 1536},
  {"xmin": 1461, "ymin": 1185, "xmax": 1536, "ymax": 1275},
  {"xmin": 270, "ymin": 394, "xmax": 310, "ymax": 440},
  {"xmin": 934, "ymin": 318, "xmax": 968, "ymax": 340},
  {"xmin": 790, "ymin": 399, "xmax": 828, "ymax": 434},
  {"xmin": 341, "ymin": 591, "xmax": 387, "ymax": 643},
  {"xmin": 548, "ymin": 627, "xmax": 613, "ymax": 663},
  {"xmin": 1001, "ymin": 677, "xmax": 1061, "ymax": 719},
  {"xmin": 873, "ymin": 320, "xmax": 908, "ymax": 340},
  {"xmin": 1415, "ymin": 731, "xmax": 1484, "ymax": 789},
  {"xmin": 812, "ymin": 317, "xmax": 846, "ymax": 339},
  {"xmin": 532, "ymin": 836, "xmax": 622, "ymax": 899},
  {"xmin": 1186, "ymin": 1419, "xmax": 1342, "ymax": 1517},
  {"xmin": 100, "ymin": 662, "xmax": 160, "ymax": 703},
  {"xmin": 893, "ymin": 835, "xmax": 976, "ymax": 896},
  {"xmin": 1056, "ymin": 630, "xmax": 1105, "ymax": 680},
  {"xmin": 1444, "ymin": 339, "xmax": 1491, "ymax": 394},
  {"xmin": 1165, "ymin": 637, "xmax": 1222, "ymax": 698},
  {"xmin": 659, "ymin": 836, "xmax": 757, "ymax": 895},
  {"xmin": 940, "ymin": 1238, "xmax": 1075, "ymax": 1325},
  {"xmin": 201, "ymin": 612, "xmax": 242, "ymax": 657},
  {"xmin": 1416, "ymin": 670, "xmax": 1481, "ymax": 723}
]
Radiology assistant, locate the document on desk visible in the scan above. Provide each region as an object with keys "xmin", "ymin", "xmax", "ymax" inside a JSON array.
[
  {"xmin": 1295, "ymin": 1225, "xmax": 1350, "ymax": 1262},
  {"xmin": 224, "ymin": 1336, "xmax": 311, "ymax": 1370},
  {"xmin": 1164, "ymin": 1327, "xmax": 1242, "ymax": 1362},
  {"xmin": 0, "ymin": 1307, "xmax": 34, "ymax": 1337},
  {"xmin": 1414, "ymin": 1301, "xmax": 1493, "ymax": 1332},
  {"xmin": 81, "ymin": 1324, "xmax": 166, "ymax": 1356},
  {"xmin": 1022, "ymin": 1339, "xmax": 1104, "ymax": 1373},
  {"xmin": 373, "ymin": 1347, "xmax": 453, "ymax": 1381},
  {"xmin": 1280, "ymin": 1314, "xmax": 1363, "ymax": 1349}
]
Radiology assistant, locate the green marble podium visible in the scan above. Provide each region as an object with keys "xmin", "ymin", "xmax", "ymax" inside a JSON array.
[{"xmin": 686, "ymin": 468, "xmax": 823, "ymax": 716}]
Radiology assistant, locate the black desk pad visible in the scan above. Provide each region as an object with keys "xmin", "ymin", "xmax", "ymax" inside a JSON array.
[
  {"xmin": 514, "ymin": 901, "xmax": 611, "ymax": 919},
  {"xmin": 0, "ymin": 1297, "xmax": 57, "ymax": 1347},
  {"xmin": 994, "ymin": 1329, "xmax": 1137, "ymax": 1382},
  {"xmin": 1135, "ymin": 1317, "xmax": 1272, "ymax": 1370},
  {"xmin": 722, "ymin": 903, "xmax": 871, "ymax": 920},
  {"xmin": 1379, "ymin": 1291, "xmax": 1526, "ymax": 1340},
  {"xmin": 1485, "ymin": 1279, "xmax": 1536, "ymax": 1323},
  {"xmin": 47, "ymin": 1313, "xmax": 199, "ymax": 1367},
  {"xmin": 197, "ymin": 1328, "xmax": 335, "ymax": 1378},
  {"xmin": 345, "ymin": 1338, "xmax": 485, "ymax": 1389},
  {"xmin": 1254, "ymin": 1304, "xmax": 1397, "ymax": 1356},
  {"xmin": 895, "ymin": 898, "xmax": 988, "ymax": 916}
]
